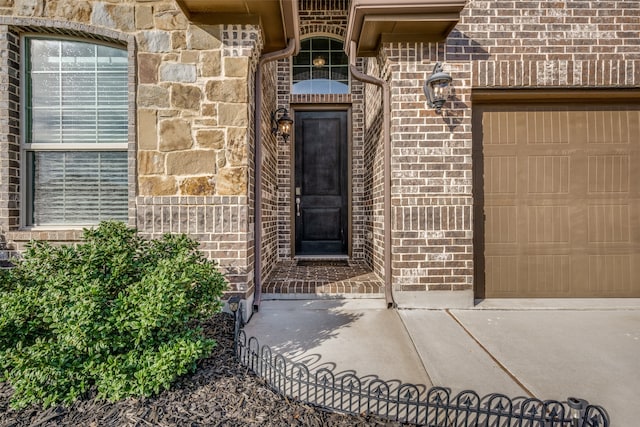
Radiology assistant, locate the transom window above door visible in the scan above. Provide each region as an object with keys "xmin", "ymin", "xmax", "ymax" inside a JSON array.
[{"xmin": 292, "ymin": 37, "xmax": 349, "ymax": 94}]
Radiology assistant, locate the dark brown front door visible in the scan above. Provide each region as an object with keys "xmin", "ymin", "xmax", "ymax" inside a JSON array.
[{"xmin": 295, "ymin": 110, "xmax": 348, "ymax": 255}]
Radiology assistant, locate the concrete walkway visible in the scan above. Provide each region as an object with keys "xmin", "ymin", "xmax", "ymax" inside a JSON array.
[
  {"xmin": 244, "ymin": 299, "xmax": 640, "ymax": 426},
  {"xmin": 243, "ymin": 299, "xmax": 431, "ymax": 387}
]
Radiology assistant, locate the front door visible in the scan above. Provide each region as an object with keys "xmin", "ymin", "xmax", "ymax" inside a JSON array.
[{"xmin": 294, "ymin": 110, "xmax": 348, "ymax": 256}]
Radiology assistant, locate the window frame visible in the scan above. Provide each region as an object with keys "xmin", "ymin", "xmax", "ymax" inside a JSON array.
[
  {"xmin": 20, "ymin": 34, "xmax": 129, "ymax": 229},
  {"xmin": 291, "ymin": 36, "xmax": 351, "ymax": 95}
]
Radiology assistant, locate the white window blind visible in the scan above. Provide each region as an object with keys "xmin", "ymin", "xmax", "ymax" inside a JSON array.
[
  {"xmin": 27, "ymin": 39, "xmax": 128, "ymax": 145},
  {"xmin": 32, "ymin": 152, "xmax": 128, "ymax": 225},
  {"xmin": 25, "ymin": 38, "xmax": 128, "ymax": 226}
]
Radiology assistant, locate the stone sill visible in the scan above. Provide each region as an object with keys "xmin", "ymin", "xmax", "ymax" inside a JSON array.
[{"xmin": 7, "ymin": 230, "xmax": 84, "ymax": 243}]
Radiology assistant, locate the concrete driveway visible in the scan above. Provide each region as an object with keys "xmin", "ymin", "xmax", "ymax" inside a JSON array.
[
  {"xmin": 244, "ymin": 299, "xmax": 639, "ymax": 425},
  {"xmin": 400, "ymin": 302, "xmax": 640, "ymax": 426}
]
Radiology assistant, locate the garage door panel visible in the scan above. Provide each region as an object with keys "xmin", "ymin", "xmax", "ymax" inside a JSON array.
[
  {"xmin": 532, "ymin": 109, "xmax": 570, "ymax": 145},
  {"xmin": 587, "ymin": 204, "xmax": 630, "ymax": 243},
  {"xmin": 587, "ymin": 255, "xmax": 635, "ymax": 295},
  {"xmin": 475, "ymin": 102, "xmax": 640, "ymax": 298},
  {"xmin": 527, "ymin": 155, "xmax": 570, "ymax": 194},
  {"xmin": 587, "ymin": 154, "xmax": 630, "ymax": 193},
  {"xmin": 485, "ymin": 110, "xmax": 518, "ymax": 145},
  {"xmin": 527, "ymin": 205, "xmax": 570, "ymax": 244},
  {"xmin": 584, "ymin": 108, "xmax": 640, "ymax": 144},
  {"xmin": 485, "ymin": 206, "xmax": 517, "ymax": 244},
  {"xmin": 485, "ymin": 255, "xmax": 519, "ymax": 296},
  {"xmin": 485, "ymin": 156, "xmax": 517, "ymax": 194},
  {"xmin": 525, "ymin": 255, "xmax": 572, "ymax": 297}
]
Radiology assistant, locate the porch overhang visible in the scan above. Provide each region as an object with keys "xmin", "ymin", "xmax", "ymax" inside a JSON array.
[
  {"xmin": 175, "ymin": 0, "xmax": 300, "ymax": 53},
  {"xmin": 345, "ymin": 0, "xmax": 467, "ymax": 57}
]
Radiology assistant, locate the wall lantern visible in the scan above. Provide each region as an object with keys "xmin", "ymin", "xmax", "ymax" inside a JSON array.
[
  {"xmin": 423, "ymin": 62, "xmax": 452, "ymax": 113},
  {"xmin": 271, "ymin": 107, "xmax": 293, "ymax": 141}
]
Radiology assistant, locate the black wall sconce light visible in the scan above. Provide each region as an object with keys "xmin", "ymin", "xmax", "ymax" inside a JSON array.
[
  {"xmin": 271, "ymin": 107, "xmax": 293, "ymax": 141},
  {"xmin": 423, "ymin": 62, "xmax": 452, "ymax": 114}
]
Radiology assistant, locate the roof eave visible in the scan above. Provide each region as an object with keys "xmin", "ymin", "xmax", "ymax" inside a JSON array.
[
  {"xmin": 345, "ymin": 0, "xmax": 467, "ymax": 57},
  {"xmin": 176, "ymin": 0, "xmax": 299, "ymax": 54}
]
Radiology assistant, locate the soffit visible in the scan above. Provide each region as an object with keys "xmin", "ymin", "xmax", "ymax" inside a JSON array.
[
  {"xmin": 345, "ymin": 0, "xmax": 467, "ymax": 57},
  {"xmin": 176, "ymin": 0, "xmax": 299, "ymax": 53}
]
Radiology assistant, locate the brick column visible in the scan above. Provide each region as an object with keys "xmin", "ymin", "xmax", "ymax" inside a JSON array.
[{"xmin": 385, "ymin": 43, "xmax": 474, "ymax": 308}]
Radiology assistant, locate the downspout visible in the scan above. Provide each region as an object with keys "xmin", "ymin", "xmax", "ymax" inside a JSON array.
[
  {"xmin": 253, "ymin": 38, "xmax": 298, "ymax": 312},
  {"xmin": 348, "ymin": 41, "xmax": 395, "ymax": 309}
]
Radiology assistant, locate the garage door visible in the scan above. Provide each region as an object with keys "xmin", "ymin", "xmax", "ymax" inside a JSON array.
[{"xmin": 473, "ymin": 102, "xmax": 640, "ymax": 298}]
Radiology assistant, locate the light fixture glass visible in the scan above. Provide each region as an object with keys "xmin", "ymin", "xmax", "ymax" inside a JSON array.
[
  {"xmin": 423, "ymin": 62, "xmax": 452, "ymax": 113},
  {"xmin": 312, "ymin": 55, "xmax": 326, "ymax": 67}
]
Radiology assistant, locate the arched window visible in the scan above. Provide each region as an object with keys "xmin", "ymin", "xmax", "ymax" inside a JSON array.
[{"xmin": 292, "ymin": 37, "xmax": 349, "ymax": 94}]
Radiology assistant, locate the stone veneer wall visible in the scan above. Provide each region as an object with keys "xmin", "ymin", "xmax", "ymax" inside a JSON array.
[
  {"xmin": 276, "ymin": 0, "xmax": 369, "ymax": 262},
  {"xmin": 135, "ymin": 23, "xmax": 262, "ymax": 295},
  {"xmin": 0, "ymin": 1, "xmax": 263, "ymax": 296},
  {"xmin": 368, "ymin": 0, "xmax": 640, "ymax": 304}
]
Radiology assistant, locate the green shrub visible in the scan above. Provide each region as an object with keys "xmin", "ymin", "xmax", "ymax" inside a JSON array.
[{"xmin": 0, "ymin": 221, "xmax": 227, "ymax": 409}]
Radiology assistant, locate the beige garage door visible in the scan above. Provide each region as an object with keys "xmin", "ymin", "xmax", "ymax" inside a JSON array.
[{"xmin": 474, "ymin": 102, "xmax": 640, "ymax": 298}]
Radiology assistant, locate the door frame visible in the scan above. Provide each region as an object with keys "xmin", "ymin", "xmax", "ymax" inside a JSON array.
[{"xmin": 290, "ymin": 104, "xmax": 353, "ymax": 258}]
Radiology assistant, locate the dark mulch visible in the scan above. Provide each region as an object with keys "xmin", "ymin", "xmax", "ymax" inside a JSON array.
[{"xmin": 0, "ymin": 314, "xmax": 404, "ymax": 427}]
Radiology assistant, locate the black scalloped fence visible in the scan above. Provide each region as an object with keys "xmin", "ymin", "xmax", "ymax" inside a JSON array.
[{"xmin": 234, "ymin": 328, "xmax": 609, "ymax": 427}]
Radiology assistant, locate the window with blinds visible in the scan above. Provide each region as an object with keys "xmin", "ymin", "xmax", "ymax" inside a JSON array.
[{"xmin": 24, "ymin": 37, "xmax": 128, "ymax": 226}]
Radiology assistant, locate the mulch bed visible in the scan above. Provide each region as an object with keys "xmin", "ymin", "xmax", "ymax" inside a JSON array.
[{"xmin": 0, "ymin": 313, "xmax": 405, "ymax": 426}]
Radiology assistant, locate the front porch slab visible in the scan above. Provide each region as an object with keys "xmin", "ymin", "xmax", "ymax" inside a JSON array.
[{"xmin": 262, "ymin": 260, "xmax": 385, "ymax": 299}]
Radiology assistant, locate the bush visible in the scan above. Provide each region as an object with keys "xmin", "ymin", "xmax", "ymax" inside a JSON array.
[{"xmin": 0, "ymin": 221, "xmax": 227, "ymax": 409}]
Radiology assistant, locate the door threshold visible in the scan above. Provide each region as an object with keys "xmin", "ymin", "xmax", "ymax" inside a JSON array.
[{"xmin": 294, "ymin": 255, "xmax": 349, "ymax": 261}]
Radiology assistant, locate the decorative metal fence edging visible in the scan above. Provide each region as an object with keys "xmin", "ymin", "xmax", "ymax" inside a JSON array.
[{"xmin": 231, "ymin": 311, "xmax": 610, "ymax": 427}]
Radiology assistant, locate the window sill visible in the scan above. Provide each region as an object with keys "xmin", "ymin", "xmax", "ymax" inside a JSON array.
[{"xmin": 6, "ymin": 229, "xmax": 85, "ymax": 243}]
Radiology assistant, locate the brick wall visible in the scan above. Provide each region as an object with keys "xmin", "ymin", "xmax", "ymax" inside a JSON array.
[
  {"xmin": 276, "ymin": 0, "xmax": 369, "ymax": 262},
  {"xmin": 368, "ymin": 0, "xmax": 640, "ymax": 304},
  {"xmin": 0, "ymin": 26, "xmax": 19, "ymax": 237},
  {"xmin": 362, "ymin": 57, "xmax": 385, "ymax": 277},
  {"xmin": 453, "ymin": 0, "xmax": 640, "ymax": 87},
  {"xmin": 136, "ymin": 195, "xmax": 252, "ymax": 294},
  {"xmin": 2, "ymin": 0, "xmax": 638, "ymax": 305},
  {"xmin": 259, "ymin": 60, "xmax": 280, "ymax": 283}
]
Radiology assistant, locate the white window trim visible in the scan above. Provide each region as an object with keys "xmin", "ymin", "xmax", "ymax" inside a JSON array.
[{"xmin": 19, "ymin": 34, "xmax": 129, "ymax": 229}]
